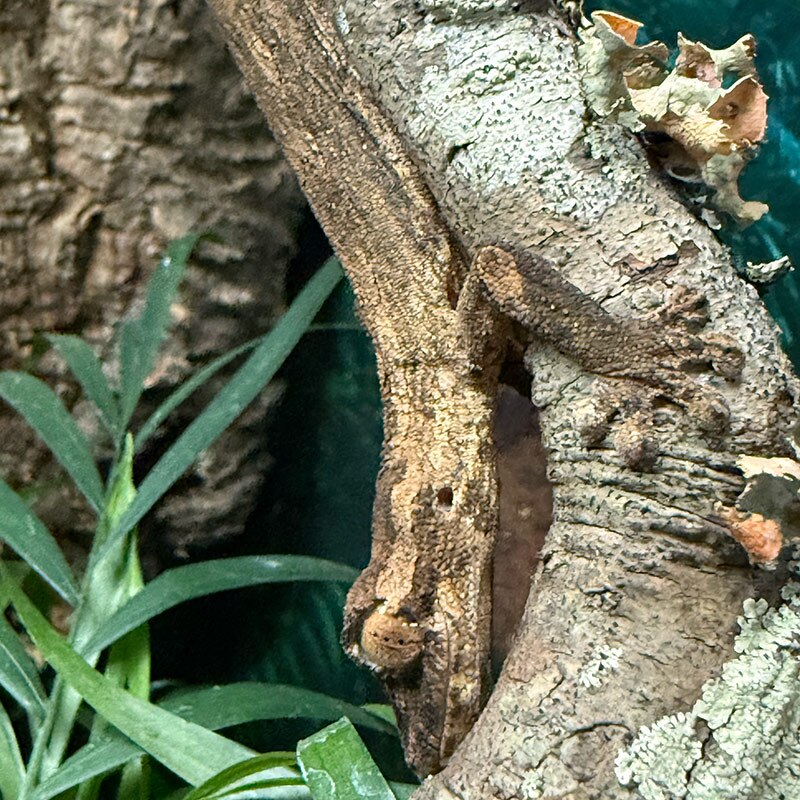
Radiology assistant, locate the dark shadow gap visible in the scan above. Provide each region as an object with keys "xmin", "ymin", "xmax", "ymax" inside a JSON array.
[{"xmin": 490, "ymin": 382, "xmax": 553, "ymax": 677}]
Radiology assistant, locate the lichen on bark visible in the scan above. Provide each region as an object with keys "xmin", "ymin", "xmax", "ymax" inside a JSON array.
[
  {"xmin": 577, "ymin": 11, "xmax": 769, "ymax": 225},
  {"xmin": 203, "ymin": 0, "xmax": 800, "ymax": 794},
  {"xmin": 616, "ymin": 561, "xmax": 800, "ymax": 799},
  {"xmin": 332, "ymin": 1, "xmax": 799, "ymax": 795}
]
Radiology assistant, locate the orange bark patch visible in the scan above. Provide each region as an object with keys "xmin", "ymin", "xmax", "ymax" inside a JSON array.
[{"xmin": 721, "ymin": 507, "xmax": 783, "ymax": 564}]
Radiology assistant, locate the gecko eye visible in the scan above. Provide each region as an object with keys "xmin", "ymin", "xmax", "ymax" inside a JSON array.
[
  {"xmin": 359, "ymin": 607, "xmax": 424, "ymax": 673},
  {"xmin": 436, "ymin": 486, "xmax": 454, "ymax": 509}
]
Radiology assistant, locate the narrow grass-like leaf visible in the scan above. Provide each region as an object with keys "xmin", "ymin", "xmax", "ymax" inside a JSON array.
[
  {"xmin": 118, "ymin": 234, "xmax": 202, "ymax": 429},
  {"xmin": 31, "ymin": 739, "xmax": 127, "ymax": 800},
  {"xmin": 101, "ymin": 258, "xmax": 343, "ymax": 568},
  {"xmin": 136, "ymin": 337, "xmax": 262, "ymax": 451},
  {"xmin": 0, "ymin": 612, "xmax": 47, "ymax": 725},
  {"xmin": 297, "ymin": 718, "xmax": 396, "ymax": 800},
  {"xmin": 181, "ymin": 753, "xmax": 303, "ymax": 800},
  {"xmin": 76, "ymin": 433, "xmax": 140, "ymax": 653},
  {"xmin": 0, "ymin": 700, "xmax": 25, "ymax": 800},
  {"xmin": 0, "ymin": 479, "xmax": 79, "ymax": 604},
  {"xmin": 75, "ymin": 519, "xmax": 150, "ymax": 800},
  {"xmin": 387, "ymin": 784, "xmax": 417, "ymax": 800},
  {"xmin": 85, "ymin": 556, "xmax": 356, "ymax": 654},
  {"xmin": 117, "ymin": 755, "xmax": 150, "ymax": 800},
  {"xmin": 45, "ymin": 334, "xmax": 120, "ymax": 439},
  {"xmin": 158, "ymin": 684, "xmax": 396, "ymax": 737},
  {"xmin": 32, "ymin": 684, "xmax": 395, "ymax": 800},
  {"xmin": 5, "ymin": 577, "xmax": 253, "ymax": 786},
  {"xmin": 358, "ymin": 706, "xmax": 396, "ymax": 729},
  {"xmin": 38, "ymin": 436, "xmax": 142, "ymax": 783},
  {"xmin": 0, "ymin": 372, "xmax": 104, "ymax": 512}
]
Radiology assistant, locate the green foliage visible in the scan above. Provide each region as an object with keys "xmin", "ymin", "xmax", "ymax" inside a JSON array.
[
  {"xmin": 0, "ymin": 612, "xmax": 47, "ymax": 728},
  {"xmin": 298, "ymin": 719, "xmax": 415, "ymax": 800},
  {"xmin": 234, "ymin": 281, "xmax": 383, "ymax": 704},
  {"xmin": 32, "ymin": 684, "xmax": 393, "ymax": 800},
  {"xmin": 0, "ymin": 237, "xmax": 405, "ymax": 800},
  {"xmin": 93, "ymin": 255, "xmax": 345, "ymax": 572},
  {"xmin": 4, "ymin": 571, "xmax": 255, "ymax": 786},
  {"xmin": 84, "ymin": 557, "xmax": 357, "ymax": 655},
  {"xmin": 0, "ymin": 373, "xmax": 105, "ymax": 513},
  {"xmin": 0, "ymin": 479, "xmax": 79, "ymax": 605},
  {"xmin": 181, "ymin": 754, "xmax": 305, "ymax": 800}
]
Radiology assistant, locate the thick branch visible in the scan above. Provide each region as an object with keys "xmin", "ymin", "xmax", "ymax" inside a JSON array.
[{"xmin": 207, "ymin": 0, "xmax": 800, "ymax": 795}]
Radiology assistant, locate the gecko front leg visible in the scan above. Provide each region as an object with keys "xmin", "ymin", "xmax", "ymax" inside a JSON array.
[
  {"xmin": 474, "ymin": 244, "xmax": 744, "ymax": 469},
  {"xmin": 342, "ymin": 282, "xmax": 505, "ymax": 777}
]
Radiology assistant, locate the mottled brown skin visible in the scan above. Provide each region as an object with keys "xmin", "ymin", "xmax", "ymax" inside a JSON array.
[
  {"xmin": 205, "ymin": 0, "xmax": 744, "ymax": 777},
  {"xmin": 341, "ymin": 288, "xmax": 506, "ymax": 775}
]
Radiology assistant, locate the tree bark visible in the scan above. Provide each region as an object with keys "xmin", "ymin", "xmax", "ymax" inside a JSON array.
[
  {"xmin": 0, "ymin": 0, "xmax": 304, "ymax": 564},
  {"xmin": 205, "ymin": 0, "xmax": 799, "ymax": 796}
]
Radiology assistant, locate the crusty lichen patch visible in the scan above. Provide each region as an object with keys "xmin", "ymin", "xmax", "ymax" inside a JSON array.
[
  {"xmin": 578, "ymin": 644, "xmax": 623, "ymax": 689},
  {"xmin": 578, "ymin": 11, "xmax": 768, "ymax": 225},
  {"xmin": 615, "ymin": 566, "xmax": 800, "ymax": 799}
]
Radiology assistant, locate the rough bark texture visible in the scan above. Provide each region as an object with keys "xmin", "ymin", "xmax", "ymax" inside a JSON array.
[
  {"xmin": 0, "ymin": 0, "xmax": 303, "ymax": 564},
  {"xmin": 205, "ymin": 0, "xmax": 799, "ymax": 796},
  {"xmin": 335, "ymin": 4, "xmax": 799, "ymax": 797}
]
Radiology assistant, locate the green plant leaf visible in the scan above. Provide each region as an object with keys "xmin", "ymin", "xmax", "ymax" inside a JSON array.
[
  {"xmin": 181, "ymin": 753, "xmax": 304, "ymax": 800},
  {"xmin": 0, "ymin": 479, "xmax": 79, "ymax": 604},
  {"xmin": 78, "ymin": 433, "xmax": 141, "ymax": 652},
  {"xmin": 358, "ymin": 706, "xmax": 396, "ymax": 729},
  {"xmin": 386, "ymin": 784, "xmax": 417, "ymax": 800},
  {"xmin": 4, "ymin": 575, "xmax": 253, "ymax": 787},
  {"xmin": 45, "ymin": 334, "xmax": 121, "ymax": 440},
  {"xmin": 32, "ymin": 739, "xmax": 123, "ymax": 800},
  {"xmin": 117, "ymin": 755, "xmax": 150, "ymax": 800},
  {"xmin": 99, "ymin": 258, "xmax": 343, "ymax": 571},
  {"xmin": 0, "ymin": 372, "xmax": 105, "ymax": 513},
  {"xmin": 0, "ymin": 612, "xmax": 47, "ymax": 726},
  {"xmin": 118, "ymin": 234, "xmax": 203, "ymax": 430},
  {"xmin": 157, "ymin": 684, "xmax": 396, "ymax": 737},
  {"xmin": 136, "ymin": 336, "xmax": 262, "ymax": 451},
  {"xmin": 75, "ymin": 520, "xmax": 150, "ymax": 800},
  {"xmin": 84, "ymin": 555, "xmax": 357, "ymax": 655},
  {"xmin": 35, "ymin": 434, "xmax": 148, "ymax": 783},
  {"xmin": 31, "ymin": 683, "xmax": 396, "ymax": 800},
  {"xmin": 0, "ymin": 700, "xmax": 25, "ymax": 800},
  {"xmin": 296, "ymin": 718, "xmax": 396, "ymax": 800}
]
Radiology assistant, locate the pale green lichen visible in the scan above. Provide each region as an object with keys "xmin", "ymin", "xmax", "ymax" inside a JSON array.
[
  {"xmin": 578, "ymin": 645, "xmax": 623, "ymax": 689},
  {"xmin": 615, "ymin": 566, "xmax": 800, "ymax": 799},
  {"xmin": 419, "ymin": 0, "xmax": 520, "ymax": 22},
  {"xmin": 741, "ymin": 256, "xmax": 792, "ymax": 284}
]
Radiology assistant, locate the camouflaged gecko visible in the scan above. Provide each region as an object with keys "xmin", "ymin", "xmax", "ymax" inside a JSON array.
[{"xmin": 342, "ymin": 243, "xmax": 743, "ymax": 776}]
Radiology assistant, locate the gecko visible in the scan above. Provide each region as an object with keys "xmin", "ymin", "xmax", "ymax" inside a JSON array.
[
  {"xmin": 205, "ymin": 0, "xmax": 757, "ymax": 775},
  {"xmin": 341, "ymin": 243, "xmax": 744, "ymax": 777}
]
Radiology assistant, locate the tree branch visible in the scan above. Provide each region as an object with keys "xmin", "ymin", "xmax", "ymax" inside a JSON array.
[{"xmin": 206, "ymin": 0, "xmax": 800, "ymax": 794}]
